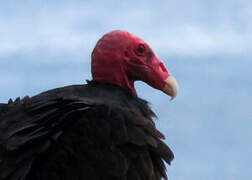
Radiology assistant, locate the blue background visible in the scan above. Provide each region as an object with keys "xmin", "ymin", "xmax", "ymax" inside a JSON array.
[{"xmin": 0, "ymin": 1, "xmax": 251, "ymax": 179}]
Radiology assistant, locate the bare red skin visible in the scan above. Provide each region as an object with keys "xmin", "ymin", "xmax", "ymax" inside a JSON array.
[{"xmin": 91, "ymin": 30, "xmax": 170, "ymax": 96}]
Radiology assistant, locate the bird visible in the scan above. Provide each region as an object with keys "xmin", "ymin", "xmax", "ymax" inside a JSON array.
[{"xmin": 0, "ymin": 30, "xmax": 178, "ymax": 180}]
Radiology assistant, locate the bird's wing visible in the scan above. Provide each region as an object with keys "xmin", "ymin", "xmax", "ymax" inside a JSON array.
[
  {"xmin": 0, "ymin": 97, "xmax": 94, "ymax": 180},
  {"xmin": 0, "ymin": 96, "xmax": 173, "ymax": 180}
]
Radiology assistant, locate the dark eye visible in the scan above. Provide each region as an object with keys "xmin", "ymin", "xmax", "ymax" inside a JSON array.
[{"xmin": 137, "ymin": 44, "xmax": 145, "ymax": 53}]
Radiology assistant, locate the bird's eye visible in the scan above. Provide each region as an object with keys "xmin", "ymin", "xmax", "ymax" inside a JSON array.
[{"xmin": 137, "ymin": 44, "xmax": 145, "ymax": 53}]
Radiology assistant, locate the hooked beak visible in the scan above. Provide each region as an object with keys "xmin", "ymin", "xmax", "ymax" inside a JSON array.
[{"xmin": 162, "ymin": 76, "xmax": 178, "ymax": 101}]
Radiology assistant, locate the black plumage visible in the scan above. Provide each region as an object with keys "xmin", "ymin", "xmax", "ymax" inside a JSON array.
[{"xmin": 0, "ymin": 81, "xmax": 174, "ymax": 180}]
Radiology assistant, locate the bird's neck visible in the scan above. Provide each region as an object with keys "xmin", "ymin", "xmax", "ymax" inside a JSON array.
[{"xmin": 92, "ymin": 65, "xmax": 137, "ymax": 96}]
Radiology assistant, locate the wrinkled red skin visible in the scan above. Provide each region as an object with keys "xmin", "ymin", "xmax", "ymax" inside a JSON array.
[{"xmin": 91, "ymin": 30, "xmax": 170, "ymax": 96}]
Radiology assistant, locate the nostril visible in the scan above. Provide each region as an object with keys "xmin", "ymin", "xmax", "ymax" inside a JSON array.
[
  {"xmin": 124, "ymin": 51, "xmax": 129, "ymax": 57},
  {"xmin": 159, "ymin": 62, "xmax": 168, "ymax": 72}
]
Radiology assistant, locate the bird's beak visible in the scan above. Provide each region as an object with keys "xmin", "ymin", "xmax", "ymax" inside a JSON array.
[{"xmin": 162, "ymin": 76, "xmax": 178, "ymax": 101}]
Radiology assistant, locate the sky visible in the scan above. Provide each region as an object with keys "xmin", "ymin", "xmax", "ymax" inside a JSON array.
[{"xmin": 0, "ymin": 0, "xmax": 252, "ymax": 179}]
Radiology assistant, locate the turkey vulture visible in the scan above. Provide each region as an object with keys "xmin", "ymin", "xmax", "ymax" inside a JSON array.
[{"xmin": 0, "ymin": 30, "xmax": 178, "ymax": 180}]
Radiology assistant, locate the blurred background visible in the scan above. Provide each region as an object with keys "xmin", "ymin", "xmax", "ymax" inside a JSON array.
[{"xmin": 0, "ymin": 0, "xmax": 251, "ymax": 179}]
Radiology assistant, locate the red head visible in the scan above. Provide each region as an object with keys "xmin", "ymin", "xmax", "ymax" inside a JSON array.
[{"xmin": 91, "ymin": 30, "xmax": 178, "ymax": 99}]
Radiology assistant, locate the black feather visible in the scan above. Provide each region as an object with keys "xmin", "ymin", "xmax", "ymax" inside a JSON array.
[{"xmin": 0, "ymin": 81, "xmax": 173, "ymax": 180}]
